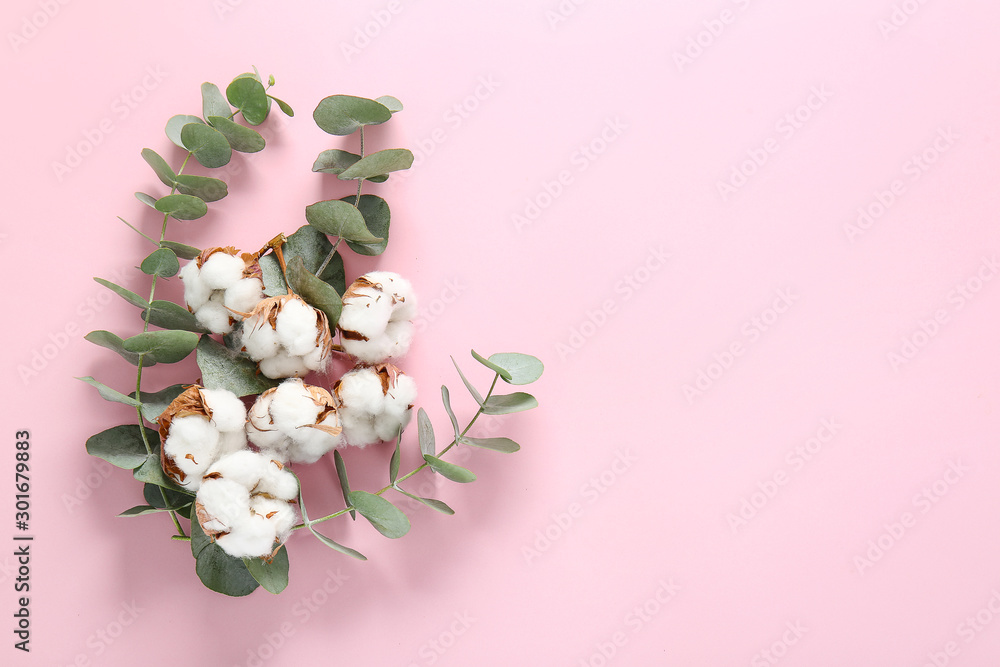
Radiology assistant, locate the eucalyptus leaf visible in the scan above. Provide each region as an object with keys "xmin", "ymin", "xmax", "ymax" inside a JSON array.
[
  {"xmin": 312, "ymin": 149, "xmax": 360, "ymax": 175},
  {"xmin": 201, "ymin": 82, "xmax": 232, "ymax": 120},
  {"xmin": 123, "ymin": 330, "xmax": 199, "ymax": 364},
  {"xmin": 340, "ymin": 194, "xmax": 390, "ymax": 256},
  {"xmin": 207, "ymin": 115, "xmax": 265, "ymax": 153},
  {"xmin": 451, "ymin": 357, "xmax": 484, "ymax": 406},
  {"xmin": 140, "ymin": 148, "xmax": 176, "ymax": 187},
  {"xmin": 471, "ymin": 349, "xmax": 512, "ymax": 382},
  {"xmin": 305, "ymin": 199, "xmax": 381, "ymax": 243},
  {"xmin": 190, "ymin": 508, "xmax": 211, "ymax": 558},
  {"xmin": 482, "ymin": 392, "xmax": 539, "ymax": 415},
  {"xmin": 132, "ymin": 384, "xmax": 187, "ymax": 423},
  {"xmin": 155, "ymin": 193, "xmax": 208, "ymax": 221},
  {"xmin": 282, "ymin": 225, "xmax": 346, "ymax": 294},
  {"xmin": 144, "ymin": 482, "xmax": 194, "ymax": 509},
  {"xmin": 423, "ymin": 455, "xmax": 476, "ymax": 483},
  {"xmin": 338, "ymin": 149, "xmax": 413, "ymax": 181},
  {"xmin": 135, "ymin": 192, "xmax": 158, "ymax": 209},
  {"xmin": 140, "ymin": 248, "xmax": 180, "ymax": 277},
  {"xmin": 174, "ymin": 174, "xmax": 229, "ymax": 202},
  {"xmin": 375, "ymin": 95, "xmax": 403, "ymax": 113},
  {"xmin": 196, "ymin": 335, "xmax": 279, "ymax": 397},
  {"xmin": 285, "ymin": 256, "xmax": 343, "ymax": 324},
  {"xmin": 160, "ymin": 240, "xmax": 201, "ymax": 260},
  {"xmin": 84, "ymin": 330, "xmax": 144, "ymax": 366},
  {"xmin": 313, "ymin": 95, "xmax": 392, "ymax": 135},
  {"xmin": 488, "ymin": 353, "xmax": 544, "ymax": 385},
  {"xmin": 78, "ymin": 376, "xmax": 140, "ymax": 408},
  {"xmin": 85, "ymin": 424, "xmax": 156, "ymax": 469},
  {"xmin": 460, "ymin": 436, "xmax": 521, "ymax": 453},
  {"xmin": 196, "ymin": 543, "xmax": 260, "ymax": 597},
  {"xmin": 394, "ymin": 487, "xmax": 454, "ymax": 515},
  {"xmin": 441, "ymin": 385, "xmax": 460, "ymax": 441},
  {"xmin": 258, "ymin": 254, "xmax": 287, "ymax": 297},
  {"xmin": 244, "ymin": 546, "xmax": 289, "ymax": 594},
  {"xmin": 226, "ymin": 77, "xmax": 269, "ymax": 125},
  {"xmin": 165, "ymin": 115, "xmax": 205, "ymax": 149},
  {"xmin": 117, "ymin": 505, "xmax": 164, "ymax": 517},
  {"xmin": 348, "ymin": 490, "xmax": 410, "ymax": 538},
  {"xmin": 147, "ymin": 300, "xmax": 207, "ymax": 333},
  {"xmin": 417, "ymin": 408, "xmax": 435, "ymax": 456},
  {"xmin": 333, "ymin": 450, "xmax": 355, "ymax": 520},
  {"xmin": 389, "ymin": 429, "xmax": 402, "ymax": 483},
  {"xmin": 181, "ymin": 123, "xmax": 233, "ymax": 168},
  {"xmin": 308, "ymin": 526, "xmax": 367, "ymax": 560},
  {"xmin": 132, "ymin": 447, "xmax": 187, "ymax": 491},
  {"xmin": 268, "ymin": 94, "xmax": 294, "ymax": 117},
  {"xmin": 94, "ymin": 277, "xmax": 150, "ymax": 310}
]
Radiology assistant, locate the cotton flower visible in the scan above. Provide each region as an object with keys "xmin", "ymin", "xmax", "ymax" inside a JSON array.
[
  {"xmin": 158, "ymin": 385, "xmax": 248, "ymax": 492},
  {"xmin": 338, "ymin": 271, "xmax": 416, "ymax": 364},
  {"xmin": 179, "ymin": 247, "xmax": 264, "ymax": 335},
  {"xmin": 247, "ymin": 379, "xmax": 344, "ymax": 464},
  {"xmin": 333, "ymin": 363, "xmax": 417, "ymax": 447},
  {"xmin": 195, "ymin": 450, "xmax": 299, "ymax": 559},
  {"xmin": 239, "ymin": 294, "xmax": 333, "ymax": 379}
]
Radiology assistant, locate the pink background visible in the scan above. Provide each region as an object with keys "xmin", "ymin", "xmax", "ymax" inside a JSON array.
[{"xmin": 4, "ymin": 0, "xmax": 1000, "ymax": 665}]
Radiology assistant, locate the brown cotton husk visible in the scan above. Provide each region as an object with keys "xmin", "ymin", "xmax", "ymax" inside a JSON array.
[
  {"xmin": 157, "ymin": 385, "xmax": 212, "ymax": 485},
  {"xmin": 301, "ymin": 384, "xmax": 342, "ymax": 436}
]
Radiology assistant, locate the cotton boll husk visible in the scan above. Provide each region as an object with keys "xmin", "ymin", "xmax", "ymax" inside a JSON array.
[
  {"xmin": 259, "ymin": 352, "xmax": 309, "ymax": 379},
  {"xmin": 276, "ymin": 299, "xmax": 322, "ymax": 356},
  {"xmin": 200, "ymin": 388, "xmax": 247, "ymax": 433},
  {"xmin": 180, "ymin": 261, "xmax": 211, "ymax": 311},
  {"xmin": 242, "ymin": 316, "xmax": 281, "ymax": 360},
  {"xmin": 200, "ymin": 252, "xmax": 246, "ymax": 290},
  {"xmin": 224, "ymin": 277, "xmax": 264, "ymax": 314}
]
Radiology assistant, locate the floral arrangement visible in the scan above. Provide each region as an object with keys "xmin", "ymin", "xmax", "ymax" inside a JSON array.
[{"xmin": 80, "ymin": 71, "xmax": 543, "ymax": 596}]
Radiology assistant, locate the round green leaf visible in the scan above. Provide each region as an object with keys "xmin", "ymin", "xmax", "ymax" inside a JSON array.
[
  {"xmin": 338, "ymin": 149, "xmax": 413, "ymax": 181},
  {"xmin": 85, "ymin": 424, "xmax": 156, "ymax": 469},
  {"xmin": 488, "ymin": 353, "xmax": 544, "ymax": 385},
  {"xmin": 423, "ymin": 455, "xmax": 477, "ymax": 483},
  {"xmin": 481, "ymin": 392, "xmax": 539, "ymax": 415},
  {"xmin": 305, "ymin": 200, "xmax": 381, "ymax": 243},
  {"xmin": 313, "ymin": 149, "xmax": 361, "ymax": 175},
  {"xmin": 174, "ymin": 174, "xmax": 229, "ymax": 202},
  {"xmin": 122, "ymin": 330, "xmax": 199, "ymax": 364},
  {"xmin": 197, "ymin": 335, "xmax": 279, "ymax": 397},
  {"xmin": 340, "ymin": 194, "xmax": 390, "ymax": 256},
  {"xmin": 140, "ymin": 248, "xmax": 180, "ymax": 277},
  {"xmin": 348, "ymin": 491, "xmax": 411, "ymax": 538},
  {"xmin": 165, "ymin": 115, "xmax": 205, "ymax": 149},
  {"xmin": 375, "ymin": 95, "xmax": 403, "ymax": 113},
  {"xmin": 471, "ymin": 349, "xmax": 512, "ymax": 382},
  {"xmin": 181, "ymin": 123, "xmax": 232, "ymax": 169},
  {"xmin": 313, "ymin": 95, "xmax": 391, "ymax": 136},
  {"xmin": 155, "ymin": 194, "xmax": 208, "ymax": 221},
  {"xmin": 146, "ymin": 300, "xmax": 206, "ymax": 333},
  {"xmin": 140, "ymin": 148, "xmax": 176, "ymax": 187},
  {"xmin": 84, "ymin": 330, "xmax": 143, "ymax": 366},
  {"xmin": 226, "ymin": 77, "xmax": 269, "ymax": 126},
  {"xmin": 201, "ymin": 82, "xmax": 231, "ymax": 120},
  {"xmin": 244, "ymin": 546, "xmax": 289, "ymax": 594},
  {"xmin": 207, "ymin": 116, "xmax": 265, "ymax": 153},
  {"xmin": 286, "ymin": 256, "xmax": 342, "ymax": 325},
  {"xmin": 196, "ymin": 543, "xmax": 260, "ymax": 597},
  {"xmin": 133, "ymin": 384, "xmax": 188, "ymax": 423}
]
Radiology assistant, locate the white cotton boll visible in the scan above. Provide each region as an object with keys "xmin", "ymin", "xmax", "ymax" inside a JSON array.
[
  {"xmin": 200, "ymin": 253, "xmax": 246, "ymax": 290},
  {"xmin": 224, "ymin": 277, "xmax": 264, "ymax": 314},
  {"xmin": 250, "ymin": 496, "xmax": 297, "ymax": 538},
  {"xmin": 338, "ymin": 293, "xmax": 393, "ymax": 339},
  {"xmin": 269, "ymin": 381, "xmax": 319, "ymax": 434},
  {"xmin": 302, "ymin": 345, "xmax": 327, "ymax": 372},
  {"xmin": 276, "ymin": 300, "xmax": 321, "ymax": 356},
  {"xmin": 180, "ymin": 261, "xmax": 211, "ymax": 311},
  {"xmin": 169, "ymin": 415, "xmax": 221, "ymax": 452},
  {"xmin": 259, "ymin": 352, "xmax": 309, "ymax": 379},
  {"xmin": 218, "ymin": 430, "xmax": 247, "ymax": 457},
  {"xmin": 339, "ymin": 413, "xmax": 379, "ymax": 447},
  {"xmin": 163, "ymin": 434, "xmax": 218, "ymax": 490},
  {"xmin": 197, "ymin": 478, "xmax": 250, "ymax": 532},
  {"xmin": 337, "ymin": 368, "xmax": 386, "ymax": 414},
  {"xmin": 242, "ymin": 316, "xmax": 280, "ymax": 360},
  {"xmin": 246, "ymin": 392, "xmax": 283, "ymax": 450},
  {"xmin": 215, "ymin": 516, "xmax": 277, "ymax": 559},
  {"xmin": 208, "ymin": 450, "xmax": 270, "ymax": 490},
  {"xmin": 195, "ymin": 300, "xmax": 234, "ymax": 335},
  {"xmin": 259, "ymin": 461, "xmax": 299, "ymax": 501},
  {"xmin": 200, "ymin": 389, "xmax": 247, "ymax": 433},
  {"xmin": 385, "ymin": 320, "xmax": 414, "ymax": 356}
]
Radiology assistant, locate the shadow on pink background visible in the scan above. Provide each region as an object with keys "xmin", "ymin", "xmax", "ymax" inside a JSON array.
[{"xmin": 3, "ymin": 1, "xmax": 1000, "ymax": 665}]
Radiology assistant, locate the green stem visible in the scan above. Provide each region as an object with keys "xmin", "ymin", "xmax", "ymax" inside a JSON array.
[
  {"xmin": 133, "ymin": 151, "xmax": 194, "ymax": 539},
  {"xmin": 314, "ymin": 237, "xmax": 342, "ymax": 279},
  {"xmin": 297, "ymin": 372, "xmax": 500, "ymax": 529}
]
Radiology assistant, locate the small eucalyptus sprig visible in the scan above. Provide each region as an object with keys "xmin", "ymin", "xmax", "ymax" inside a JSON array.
[{"xmin": 80, "ymin": 77, "xmax": 543, "ymax": 598}]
